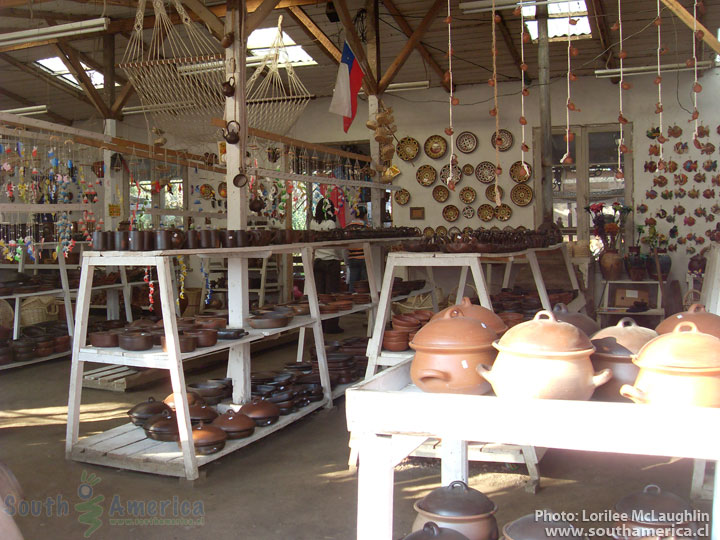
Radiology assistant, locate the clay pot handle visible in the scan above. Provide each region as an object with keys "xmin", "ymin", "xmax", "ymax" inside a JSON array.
[
  {"xmin": 418, "ymin": 369, "xmax": 450, "ymax": 383},
  {"xmin": 591, "ymin": 368, "xmax": 613, "ymax": 388},
  {"xmin": 687, "ymin": 303, "xmax": 707, "ymax": 313},
  {"xmin": 476, "ymin": 364, "xmax": 493, "ymax": 383},
  {"xmin": 673, "ymin": 321, "xmax": 698, "ymax": 333},
  {"xmin": 533, "ymin": 310, "xmax": 557, "ymax": 322},
  {"xmin": 617, "ymin": 317, "xmax": 638, "ymax": 327},
  {"xmin": 421, "ymin": 522, "xmax": 443, "ymax": 537},
  {"xmin": 553, "ymin": 303, "xmax": 569, "ymax": 314},
  {"xmin": 643, "ymin": 484, "xmax": 662, "ymax": 495},
  {"xmin": 619, "ymin": 384, "xmax": 648, "ymax": 403},
  {"xmin": 443, "ymin": 307, "xmax": 465, "ymax": 320},
  {"xmin": 460, "ymin": 297, "xmax": 472, "ymax": 307},
  {"xmin": 448, "ymin": 480, "xmax": 469, "ymax": 491}
]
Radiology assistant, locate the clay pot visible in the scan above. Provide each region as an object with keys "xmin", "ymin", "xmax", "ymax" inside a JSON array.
[
  {"xmin": 212, "ymin": 409, "xmax": 256, "ymax": 439},
  {"xmin": 432, "ymin": 297, "xmax": 508, "ymax": 336},
  {"xmin": 599, "ymin": 249, "xmax": 624, "ymax": 280},
  {"xmin": 163, "ymin": 391, "xmax": 203, "ymax": 409},
  {"xmin": 410, "ymin": 307, "xmax": 498, "ymax": 394},
  {"xmin": 613, "ymin": 484, "xmax": 696, "ymax": 539},
  {"xmin": 240, "ymin": 398, "xmax": 281, "ymax": 426},
  {"xmin": 479, "ymin": 311, "xmax": 611, "ymax": 400},
  {"xmin": 143, "ymin": 410, "xmax": 179, "ymax": 442},
  {"xmin": 118, "ymin": 332, "xmax": 153, "ymax": 351},
  {"xmin": 552, "ymin": 303, "xmax": 599, "ymax": 337},
  {"xmin": 170, "ymin": 229, "xmax": 186, "ymax": 249},
  {"xmin": 655, "ymin": 303, "xmax": 720, "ymax": 338},
  {"xmin": 185, "ymin": 422, "xmax": 227, "ymax": 455},
  {"xmin": 412, "ymin": 481, "xmax": 498, "ymax": 540},
  {"xmin": 183, "ymin": 329, "xmax": 218, "ymax": 347},
  {"xmin": 154, "ymin": 230, "xmax": 171, "ymax": 250},
  {"xmin": 403, "ymin": 523, "xmax": 470, "ymax": 540},
  {"xmin": 114, "ymin": 231, "xmax": 129, "ymax": 251},
  {"xmin": 142, "ymin": 230, "xmax": 155, "ymax": 250},
  {"xmin": 620, "ymin": 322, "xmax": 720, "ymax": 406},
  {"xmin": 128, "ymin": 230, "xmax": 145, "ymax": 251},
  {"xmin": 185, "ymin": 230, "xmax": 200, "ymax": 249},
  {"xmin": 92, "ymin": 230, "xmax": 106, "ymax": 251},
  {"xmin": 187, "ymin": 402, "xmax": 218, "ymax": 424},
  {"xmin": 220, "ymin": 230, "xmax": 237, "ymax": 248},
  {"xmin": 89, "ymin": 331, "xmax": 119, "ymax": 348},
  {"xmin": 195, "ymin": 318, "xmax": 227, "ymax": 330},
  {"xmin": 127, "ymin": 396, "xmax": 171, "ymax": 426},
  {"xmin": 160, "ymin": 334, "xmax": 197, "ymax": 353},
  {"xmin": 590, "ymin": 318, "xmax": 658, "ymax": 401},
  {"xmin": 187, "ymin": 381, "xmax": 226, "ymax": 404},
  {"xmin": 503, "ymin": 512, "xmax": 585, "ymax": 539},
  {"xmin": 200, "ymin": 229, "xmax": 220, "ymax": 248}
]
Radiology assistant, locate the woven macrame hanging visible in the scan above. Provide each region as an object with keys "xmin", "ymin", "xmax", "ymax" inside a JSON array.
[
  {"xmin": 119, "ymin": 0, "xmax": 225, "ymax": 139},
  {"xmin": 245, "ymin": 16, "xmax": 312, "ymax": 135}
]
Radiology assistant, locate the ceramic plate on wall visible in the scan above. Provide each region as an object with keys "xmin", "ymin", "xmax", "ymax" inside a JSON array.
[
  {"xmin": 442, "ymin": 204, "xmax": 460, "ymax": 222},
  {"xmin": 432, "ymin": 184, "xmax": 450, "ymax": 202},
  {"xmin": 510, "ymin": 184, "xmax": 533, "ymax": 206},
  {"xmin": 459, "ymin": 186, "xmax": 476, "ymax": 204},
  {"xmin": 435, "ymin": 225, "xmax": 447, "ymax": 236},
  {"xmin": 495, "ymin": 204, "xmax": 512, "ymax": 221},
  {"xmin": 424, "ymin": 135, "xmax": 448, "ymax": 159},
  {"xmin": 416, "ymin": 165, "xmax": 437, "ymax": 187},
  {"xmin": 462, "ymin": 164, "xmax": 475, "ymax": 176},
  {"xmin": 423, "ymin": 226, "xmax": 435, "ymax": 237},
  {"xmin": 475, "ymin": 161, "xmax": 496, "ymax": 184},
  {"xmin": 456, "ymin": 131, "xmax": 478, "ymax": 154},
  {"xmin": 486, "ymin": 184, "xmax": 504, "ymax": 202},
  {"xmin": 440, "ymin": 163, "xmax": 462, "ymax": 185},
  {"xmin": 394, "ymin": 188, "xmax": 411, "ymax": 205},
  {"xmin": 397, "ymin": 137, "xmax": 420, "ymax": 161},
  {"xmin": 462, "ymin": 206, "xmax": 475, "ymax": 219},
  {"xmin": 478, "ymin": 204, "xmax": 494, "ymax": 222},
  {"xmin": 490, "ymin": 129, "xmax": 514, "ymax": 152},
  {"xmin": 509, "ymin": 161, "xmax": 532, "ymax": 183}
]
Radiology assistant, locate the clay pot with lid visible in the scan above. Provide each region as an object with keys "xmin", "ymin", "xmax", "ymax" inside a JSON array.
[
  {"xmin": 240, "ymin": 398, "xmax": 280, "ymax": 426},
  {"xmin": 411, "ymin": 307, "xmax": 498, "ymax": 394},
  {"xmin": 478, "ymin": 311, "xmax": 611, "ymax": 400},
  {"xmin": 432, "ymin": 297, "xmax": 508, "ymax": 337},
  {"xmin": 163, "ymin": 391, "xmax": 203, "ymax": 409},
  {"xmin": 613, "ymin": 484, "xmax": 697, "ymax": 539},
  {"xmin": 552, "ymin": 303, "xmax": 599, "ymax": 337},
  {"xmin": 183, "ymin": 422, "xmax": 227, "ymax": 455},
  {"xmin": 656, "ymin": 303, "xmax": 720, "ymax": 338},
  {"xmin": 187, "ymin": 402, "xmax": 218, "ymax": 424},
  {"xmin": 590, "ymin": 318, "xmax": 658, "ymax": 401},
  {"xmin": 502, "ymin": 512, "xmax": 585, "ymax": 539},
  {"xmin": 620, "ymin": 321, "xmax": 720, "ymax": 406},
  {"xmin": 127, "ymin": 397, "xmax": 171, "ymax": 426},
  {"xmin": 143, "ymin": 410, "xmax": 179, "ymax": 442},
  {"xmin": 412, "ymin": 481, "xmax": 498, "ymax": 540},
  {"xmin": 212, "ymin": 409, "xmax": 255, "ymax": 439},
  {"xmin": 404, "ymin": 523, "xmax": 470, "ymax": 540}
]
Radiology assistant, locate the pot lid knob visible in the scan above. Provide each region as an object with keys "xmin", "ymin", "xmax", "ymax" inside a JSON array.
[
  {"xmin": 533, "ymin": 310, "xmax": 558, "ymax": 322},
  {"xmin": 687, "ymin": 303, "xmax": 707, "ymax": 313},
  {"xmin": 673, "ymin": 321, "xmax": 698, "ymax": 333},
  {"xmin": 617, "ymin": 317, "xmax": 638, "ymax": 327},
  {"xmin": 422, "ymin": 523, "xmax": 442, "ymax": 537},
  {"xmin": 643, "ymin": 484, "xmax": 662, "ymax": 495}
]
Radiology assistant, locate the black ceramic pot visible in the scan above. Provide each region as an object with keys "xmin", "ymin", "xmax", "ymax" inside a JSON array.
[
  {"xmin": 128, "ymin": 230, "xmax": 145, "ymax": 251},
  {"xmin": 114, "ymin": 231, "xmax": 129, "ymax": 251}
]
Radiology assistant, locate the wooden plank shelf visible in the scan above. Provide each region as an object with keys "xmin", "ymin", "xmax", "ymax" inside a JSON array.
[{"xmin": 0, "ymin": 350, "xmax": 70, "ymax": 371}]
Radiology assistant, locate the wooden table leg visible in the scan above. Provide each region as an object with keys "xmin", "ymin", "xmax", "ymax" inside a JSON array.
[
  {"xmin": 455, "ymin": 265, "xmax": 468, "ymax": 304},
  {"xmin": 357, "ymin": 434, "xmax": 396, "ymax": 540},
  {"xmin": 526, "ymin": 250, "xmax": 552, "ymax": 311},
  {"xmin": 469, "ymin": 258, "xmax": 492, "ymax": 309},
  {"xmin": 441, "ymin": 439, "xmax": 468, "ymax": 485},
  {"xmin": 365, "ymin": 257, "xmax": 397, "ymax": 379}
]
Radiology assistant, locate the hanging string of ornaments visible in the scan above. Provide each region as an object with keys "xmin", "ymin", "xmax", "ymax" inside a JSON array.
[
  {"xmin": 654, "ymin": 0, "xmax": 667, "ymax": 169},
  {"xmin": 561, "ymin": 9, "xmax": 581, "ymax": 165},
  {"xmin": 690, "ymin": 0, "xmax": 702, "ymax": 139},
  {"xmin": 615, "ymin": 0, "xmax": 630, "ymax": 180},
  {"xmin": 443, "ymin": 0, "xmax": 458, "ymax": 191},
  {"xmin": 490, "ymin": 0, "xmax": 502, "ymax": 205},
  {"xmin": 516, "ymin": 5, "xmax": 531, "ymax": 172}
]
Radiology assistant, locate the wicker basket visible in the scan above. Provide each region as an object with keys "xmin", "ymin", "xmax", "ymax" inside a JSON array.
[
  {"xmin": 182, "ymin": 287, "xmax": 203, "ymax": 317},
  {"xmin": 392, "ymin": 289, "xmax": 439, "ymax": 315},
  {"xmin": 20, "ymin": 296, "xmax": 59, "ymax": 326},
  {"xmin": 0, "ymin": 299, "xmax": 13, "ymax": 328}
]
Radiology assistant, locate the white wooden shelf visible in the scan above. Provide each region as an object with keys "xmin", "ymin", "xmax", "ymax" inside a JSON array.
[{"xmin": 0, "ymin": 350, "xmax": 71, "ymax": 371}]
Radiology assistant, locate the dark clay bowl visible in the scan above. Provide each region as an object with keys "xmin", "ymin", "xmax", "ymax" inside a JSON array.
[
  {"xmin": 183, "ymin": 329, "xmax": 218, "ymax": 347},
  {"xmin": 118, "ymin": 332, "xmax": 154, "ymax": 351},
  {"xmin": 161, "ymin": 335, "xmax": 197, "ymax": 353},
  {"xmin": 217, "ymin": 328, "xmax": 246, "ymax": 340},
  {"xmin": 248, "ymin": 315, "xmax": 290, "ymax": 330}
]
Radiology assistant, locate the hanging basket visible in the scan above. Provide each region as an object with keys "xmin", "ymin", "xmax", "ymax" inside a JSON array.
[{"xmin": 20, "ymin": 296, "xmax": 59, "ymax": 326}]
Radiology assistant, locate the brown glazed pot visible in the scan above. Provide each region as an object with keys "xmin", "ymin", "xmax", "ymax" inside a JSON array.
[
  {"xmin": 620, "ymin": 321, "xmax": 720, "ymax": 406},
  {"xmin": 240, "ymin": 398, "xmax": 281, "ymax": 426},
  {"xmin": 599, "ymin": 249, "xmax": 624, "ymax": 280},
  {"xmin": 183, "ymin": 329, "xmax": 218, "ymax": 347},
  {"xmin": 590, "ymin": 318, "xmax": 658, "ymax": 401},
  {"xmin": 89, "ymin": 331, "xmax": 119, "ymax": 348},
  {"xmin": 412, "ymin": 481, "xmax": 498, "ymax": 540},
  {"xmin": 410, "ymin": 307, "xmax": 498, "ymax": 395},
  {"xmin": 183, "ymin": 422, "xmax": 227, "ymax": 455},
  {"xmin": 503, "ymin": 512, "xmax": 585, "ymax": 539},
  {"xmin": 432, "ymin": 297, "xmax": 508, "ymax": 337},
  {"xmin": 613, "ymin": 484, "xmax": 697, "ymax": 539},
  {"xmin": 187, "ymin": 402, "xmax": 218, "ymax": 424},
  {"xmin": 552, "ymin": 303, "xmax": 599, "ymax": 338},
  {"xmin": 163, "ymin": 391, "xmax": 203, "ymax": 409},
  {"xmin": 655, "ymin": 303, "xmax": 720, "ymax": 338},
  {"xmin": 478, "ymin": 310, "xmax": 611, "ymax": 400},
  {"xmin": 117, "ymin": 332, "xmax": 153, "ymax": 351},
  {"xmin": 143, "ymin": 410, "xmax": 179, "ymax": 442},
  {"xmin": 403, "ymin": 523, "xmax": 471, "ymax": 540},
  {"xmin": 127, "ymin": 397, "xmax": 171, "ymax": 426},
  {"xmin": 211, "ymin": 409, "xmax": 256, "ymax": 439}
]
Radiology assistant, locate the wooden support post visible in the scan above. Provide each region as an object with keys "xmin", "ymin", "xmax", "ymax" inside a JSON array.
[
  {"xmin": 246, "ymin": 0, "xmax": 282, "ymax": 34},
  {"xmin": 333, "ymin": 0, "xmax": 378, "ymax": 95},
  {"xmin": 366, "ymin": 0, "xmax": 380, "ymax": 82},
  {"xmin": 103, "ymin": 34, "xmax": 116, "ymax": 106},
  {"xmin": 537, "ymin": 4, "xmax": 553, "ymax": 225},
  {"xmin": 54, "ymin": 44, "xmax": 113, "ymax": 118}
]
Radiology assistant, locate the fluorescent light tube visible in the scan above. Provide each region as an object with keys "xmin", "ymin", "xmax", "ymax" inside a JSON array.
[
  {"xmin": 0, "ymin": 18, "xmax": 109, "ymax": 47},
  {"xmin": 0, "ymin": 105, "xmax": 48, "ymax": 116},
  {"xmin": 595, "ymin": 61, "xmax": 713, "ymax": 78}
]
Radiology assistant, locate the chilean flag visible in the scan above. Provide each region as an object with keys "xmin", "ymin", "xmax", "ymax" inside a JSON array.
[{"xmin": 329, "ymin": 42, "xmax": 365, "ymax": 132}]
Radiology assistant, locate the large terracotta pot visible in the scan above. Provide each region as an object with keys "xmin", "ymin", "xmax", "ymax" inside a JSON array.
[
  {"xmin": 552, "ymin": 303, "xmax": 600, "ymax": 337},
  {"xmin": 620, "ymin": 321, "xmax": 720, "ymax": 406},
  {"xmin": 655, "ymin": 303, "xmax": 720, "ymax": 338},
  {"xmin": 410, "ymin": 308, "xmax": 498, "ymax": 394},
  {"xmin": 590, "ymin": 318, "xmax": 658, "ymax": 401},
  {"xmin": 478, "ymin": 311, "xmax": 611, "ymax": 400},
  {"xmin": 431, "ymin": 297, "xmax": 508, "ymax": 337},
  {"xmin": 412, "ymin": 481, "xmax": 498, "ymax": 540},
  {"xmin": 599, "ymin": 249, "xmax": 624, "ymax": 280},
  {"xmin": 613, "ymin": 484, "xmax": 698, "ymax": 540}
]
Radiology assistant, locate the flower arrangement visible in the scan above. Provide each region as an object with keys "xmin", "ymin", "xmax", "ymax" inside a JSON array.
[
  {"xmin": 637, "ymin": 224, "xmax": 668, "ymax": 252},
  {"xmin": 584, "ymin": 202, "xmax": 633, "ymax": 252}
]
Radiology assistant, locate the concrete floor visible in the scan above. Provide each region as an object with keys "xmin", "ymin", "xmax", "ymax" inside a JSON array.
[{"xmin": 0, "ymin": 316, "xmax": 712, "ymax": 539}]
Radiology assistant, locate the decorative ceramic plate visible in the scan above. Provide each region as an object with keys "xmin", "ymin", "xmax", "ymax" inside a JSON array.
[
  {"xmin": 448, "ymin": 226, "xmax": 461, "ymax": 236},
  {"xmin": 435, "ymin": 225, "xmax": 447, "ymax": 236},
  {"xmin": 199, "ymin": 184, "xmax": 214, "ymax": 199},
  {"xmin": 432, "ymin": 184, "xmax": 450, "ymax": 202},
  {"xmin": 475, "ymin": 161, "xmax": 496, "ymax": 184},
  {"xmin": 416, "ymin": 165, "xmax": 437, "ymax": 187},
  {"xmin": 423, "ymin": 226, "xmax": 435, "ymax": 237},
  {"xmin": 394, "ymin": 188, "xmax": 411, "ymax": 205},
  {"xmin": 459, "ymin": 186, "xmax": 476, "ymax": 204},
  {"xmin": 218, "ymin": 182, "xmax": 227, "ymax": 198},
  {"xmin": 495, "ymin": 204, "xmax": 513, "ymax": 221},
  {"xmin": 463, "ymin": 226, "xmax": 473, "ymax": 234},
  {"xmin": 424, "ymin": 135, "xmax": 448, "ymax": 159},
  {"xmin": 443, "ymin": 204, "xmax": 460, "ymax": 222},
  {"xmin": 397, "ymin": 137, "xmax": 420, "ymax": 161},
  {"xmin": 490, "ymin": 129, "xmax": 514, "ymax": 152},
  {"xmin": 478, "ymin": 204, "xmax": 494, "ymax": 222},
  {"xmin": 486, "ymin": 184, "xmax": 504, "ymax": 201},
  {"xmin": 440, "ymin": 163, "xmax": 462, "ymax": 184},
  {"xmin": 510, "ymin": 183, "xmax": 533, "ymax": 206},
  {"xmin": 456, "ymin": 131, "xmax": 478, "ymax": 154},
  {"xmin": 509, "ymin": 161, "xmax": 532, "ymax": 183},
  {"xmin": 462, "ymin": 206, "xmax": 475, "ymax": 219},
  {"xmin": 462, "ymin": 164, "xmax": 475, "ymax": 176}
]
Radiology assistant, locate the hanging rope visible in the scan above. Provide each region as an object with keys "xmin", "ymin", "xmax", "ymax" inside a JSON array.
[
  {"xmin": 616, "ymin": 0, "xmax": 627, "ymax": 180},
  {"xmin": 444, "ymin": 0, "xmax": 456, "ymax": 190},
  {"xmin": 655, "ymin": 0, "xmax": 665, "ymax": 163}
]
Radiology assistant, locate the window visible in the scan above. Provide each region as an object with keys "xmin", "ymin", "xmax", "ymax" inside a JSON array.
[
  {"xmin": 522, "ymin": 1, "xmax": 592, "ymax": 42},
  {"xmin": 247, "ymin": 28, "xmax": 317, "ymax": 67},
  {"xmin": 35, "ymin": 57, "xmax": 118, "ymax": 89}
]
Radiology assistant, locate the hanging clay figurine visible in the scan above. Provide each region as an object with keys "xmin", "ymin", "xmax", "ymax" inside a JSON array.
[
  {"xmin": 695, "ymin": 207, "xmax": 707, "ymax": 217},
  {"xmin": 648, "ymin": 144, "xmax": 661, "ymax": 156},
  {"xmin": 661, "ymin": 189, "xmax": 673, "ymax": 200},
  {"xmin": 704, "ymin": 188, "xmax": 716, "ymax": 199},
  {"xmin": 656, "ymin": 208, "xmax": 668, "ymax": 219},
  {"xmin": 668, "ymin": 125, "xmax": 683, "ymax": 138},
  {"xmin": 673, "ymin": 205, "xmax": 686, "ymax": 215},
  {"xmin": 646, "ymin": 189, "xmax": 658, "ymax": 199},
  {"xmin": 653, "ymin": 175, "xmax": 668, "ymax": 187},
  {"xmin": 684, "ymin": 216, "xmax": 696, "ymax": 226},
  {"xmin": 667, "ymin": 160, "xmax": 678, "ymax": 173},
  {"xmin": 644, "ymin": 161, "xmax": 657, "ymax": 173},
  {"xmin": 646, "ymin": 127, "xmax": 661, "ymax": 139},
  {"xmin": 674, "ymin": 187, "xmax": 686, "ymax": 199},
  {"xmin": 701, "ymin": 142, "xmax": 715, "ymax": 155},
  {"xmin": 674, "ymin": 173, "xmax": 688, "ymax": 185},
  {"xmin": 636, "ymin": 203, "xmax": 648, "ymax": 214},
  {"xmin": 645, "ymin": 217, "xmax": 657, "ymax": 227},
  {"xmin": 688, "ymin": 187, "xmax": 700, "ymax": 199},
  {"xmin": 674, "ymin": 142, "xmax": 688, "ymax": 154},
  {"xmin": 703, "ymin": 160, "xmax": 717, "ymax": 172},
  {"xmin": 697, "ymin": 125, "xmax": 710, "ymax": 138},
  {"xmin": 666, "ymin": 215, "xmax": 676, "ymax": 223},
  {"xmin": 683, "ymin": 160, "xmax": 698, "ymax": 172}
]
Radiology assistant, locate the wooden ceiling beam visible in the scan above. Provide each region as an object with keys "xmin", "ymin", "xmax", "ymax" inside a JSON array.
[
  {"xmin": 659, "ymin": 0, "xmax": 720, "ymax": 55},
  {"xmin": 54, "ymin": 43, "xmax": 113, "ymax": 118},
  {"xmin": 497, "ymin": 12, "xmax": 529, "ymax": 81},
  {"xmin": 0, "ymin": 52, "xmax": 92, "ymax": 105},
  {"xmin": 0, "ymin": 0, "xmax": 54, "ymax": 7},
  {"xmin": 285, "ymin": 6, "xmax": 341, "ymax": 63},
  {"xmin": 377, "ymin": 0, "xmax": 442, "ymax": 94},
  {"xmin": 247, "ymin": 0, "xmax": 283, "ymax": 34},
  {"xmin": 0, "ymin": 85, "xmax": 72, "ymax": 125},
  {"xmin": 110, "ymin": 81, "xmax": 135, "ymax": 118},
  {"xmin": 381, "ymin": 0, "xmax": 449, "ymax": 92},
  {"xmin": 181, "ymin": 0, "xmax": 225, "ymax": 40},
  {"xmin": 585, "ymin": 0, "xmax": 616, "ymax": 68},
  {"xmin": 0, "ymin": 8, "xmax": 87, "ymax": 20},
  {"xmin": 333, "ymin": 0, "xmax": 378, "ymax": 95}
]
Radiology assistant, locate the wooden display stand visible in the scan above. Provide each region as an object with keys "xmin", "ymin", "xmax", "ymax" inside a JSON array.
[{"xmin": 346, "ymin": 360, "xmax": 720, "ymax": 540}]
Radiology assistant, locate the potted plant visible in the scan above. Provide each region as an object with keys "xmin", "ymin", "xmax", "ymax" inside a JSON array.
[
  {"xmin": 637, "ymin": 223, "xmax": 671, "ymax": 280},
  {"xmin": 585, "ymin": 202, "xmax": 633, "ymax": 281}
]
